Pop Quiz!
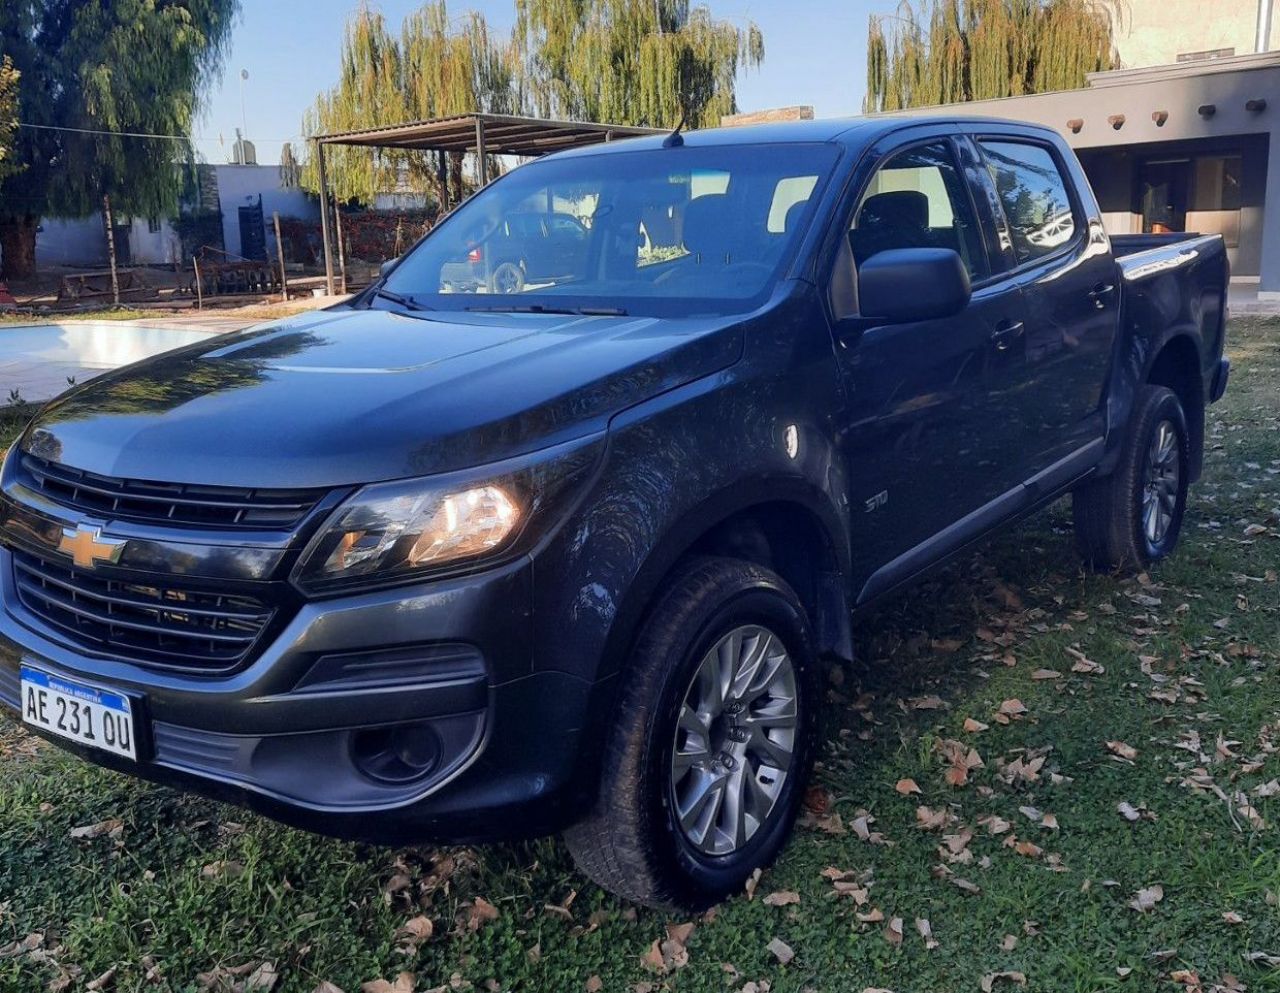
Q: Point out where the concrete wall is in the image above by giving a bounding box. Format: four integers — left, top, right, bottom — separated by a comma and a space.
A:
35, 218, 108, 267
212, 164, 319, 260
1107, 0, 1278, 69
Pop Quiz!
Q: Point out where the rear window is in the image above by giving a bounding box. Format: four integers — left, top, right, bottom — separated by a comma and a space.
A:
979, 140, 1078, 264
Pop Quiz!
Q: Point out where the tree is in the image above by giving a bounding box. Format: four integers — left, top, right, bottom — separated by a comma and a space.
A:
0, 56, 19, 186
302, 2, 518, 206
865, 0, 1117, 113
302, 1, 764, 206
514, 0, 763, 128
0, 1, 239, 280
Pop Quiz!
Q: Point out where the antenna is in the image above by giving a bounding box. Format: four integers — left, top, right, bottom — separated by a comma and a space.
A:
662, 111, 687, 149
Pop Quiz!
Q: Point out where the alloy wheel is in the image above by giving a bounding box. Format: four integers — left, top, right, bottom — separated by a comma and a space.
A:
1142, 418, 1181, 545
669, 625, 798, 857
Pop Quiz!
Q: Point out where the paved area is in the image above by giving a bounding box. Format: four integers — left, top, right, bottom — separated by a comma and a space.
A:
0, 319, 254, 403
1227, 282, 1280, 316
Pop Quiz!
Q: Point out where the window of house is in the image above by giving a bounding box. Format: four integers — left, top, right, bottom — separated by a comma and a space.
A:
849, 141, 988, 280
979, 140, 1078, 264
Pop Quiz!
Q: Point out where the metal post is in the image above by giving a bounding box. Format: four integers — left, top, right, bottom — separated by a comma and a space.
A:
334, 204, 348, 296
193, 256, 203, 311
475, 116, 488, 186
315, 140, 335, 295
272, 211, 288, 303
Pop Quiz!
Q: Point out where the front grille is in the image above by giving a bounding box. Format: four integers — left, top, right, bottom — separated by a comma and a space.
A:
18, 454, 325, 530
12, 550, 276, 673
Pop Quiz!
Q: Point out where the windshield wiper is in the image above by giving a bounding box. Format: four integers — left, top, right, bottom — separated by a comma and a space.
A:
370, 288, 433, 312
465, 303, 628, 316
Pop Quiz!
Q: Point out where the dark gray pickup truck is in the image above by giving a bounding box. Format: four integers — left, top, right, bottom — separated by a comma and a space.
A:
0, 115, 1228, 908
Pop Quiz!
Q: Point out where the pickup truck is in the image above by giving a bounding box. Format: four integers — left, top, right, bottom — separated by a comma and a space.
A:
0, 116, 1229, 909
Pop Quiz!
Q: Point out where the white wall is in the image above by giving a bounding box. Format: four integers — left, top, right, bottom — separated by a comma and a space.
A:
213, 164, 319, 260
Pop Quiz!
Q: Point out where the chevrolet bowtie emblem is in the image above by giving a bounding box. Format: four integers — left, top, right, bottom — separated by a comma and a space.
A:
57, 524, 126, 569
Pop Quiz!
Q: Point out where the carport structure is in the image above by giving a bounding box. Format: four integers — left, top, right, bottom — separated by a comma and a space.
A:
310, 112, 665, 294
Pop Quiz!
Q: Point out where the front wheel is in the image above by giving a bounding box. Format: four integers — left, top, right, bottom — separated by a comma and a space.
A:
1073, 384, 1190, 570
564, 557, 821, 909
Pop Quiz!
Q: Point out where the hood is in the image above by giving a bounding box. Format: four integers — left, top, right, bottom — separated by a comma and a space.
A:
20, 307, 743, 488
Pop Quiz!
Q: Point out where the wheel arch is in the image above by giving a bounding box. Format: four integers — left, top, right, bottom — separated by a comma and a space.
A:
599, 485, 853, 688
1145, 333, 1205, 481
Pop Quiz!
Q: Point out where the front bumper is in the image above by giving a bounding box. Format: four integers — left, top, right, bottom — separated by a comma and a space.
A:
0, 547, 598, 843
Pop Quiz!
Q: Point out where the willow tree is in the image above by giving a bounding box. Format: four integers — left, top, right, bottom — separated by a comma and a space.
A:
0, 1, 239, 280
302, 2, 518, 207
0, 57, 19, 186
865, 0, 1116, 112
514, 0, 763, 128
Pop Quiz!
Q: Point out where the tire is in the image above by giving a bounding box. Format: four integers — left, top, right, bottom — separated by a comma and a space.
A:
1073, 384, 1190, 570
564, 557, 821, 909
488, 261, 525, 294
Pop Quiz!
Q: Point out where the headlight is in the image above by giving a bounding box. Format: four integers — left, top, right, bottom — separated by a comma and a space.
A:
293, 435, 602, 594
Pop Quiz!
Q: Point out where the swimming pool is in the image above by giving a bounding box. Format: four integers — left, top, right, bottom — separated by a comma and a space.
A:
0, 321, 225, 403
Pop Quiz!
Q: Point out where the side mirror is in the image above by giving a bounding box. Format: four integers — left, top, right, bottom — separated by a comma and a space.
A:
856, 246, 971, 323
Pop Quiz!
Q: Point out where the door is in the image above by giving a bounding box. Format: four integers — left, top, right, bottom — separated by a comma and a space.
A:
975, 136, 1118, 467
827, 135, 1032, 598
238, 198, 266, 261
1140, 158, 1192, 234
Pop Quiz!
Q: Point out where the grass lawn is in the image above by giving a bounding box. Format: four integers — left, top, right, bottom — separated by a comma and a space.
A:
1, 319, 1277, 993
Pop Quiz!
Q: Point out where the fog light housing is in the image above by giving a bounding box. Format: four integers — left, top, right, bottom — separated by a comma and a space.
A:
352, 723, 442, 784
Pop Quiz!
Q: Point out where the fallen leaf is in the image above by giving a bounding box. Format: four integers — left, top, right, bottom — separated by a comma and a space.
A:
585, 977, 603, 993
1106, 740, 1138, 761
1014, 839, 1043, 858
963, 718, 990, 733
360, 974, 415, 993
1223, 911, 1244, 925
1031, 669, 1061, 681
244, 962, 278, 992
1001, 934, 1018, 951
895, 778, 922, 796
910, 695, 946, 711
1128, 884, 1164, 913
950, 877, 981, 895
762, 891, 800, 907
201, 860, 245, 880
395, 916, 433, 946
766, 937, 795, 965
883, 917, 904, 946
980, 971, 1027, 992
467, 897, 500, 931
1117, 802, 1141, 822
856, 907, 885, 924
69, 819, 123, 840
311, 984, 345, 993
916, 918, 938, 950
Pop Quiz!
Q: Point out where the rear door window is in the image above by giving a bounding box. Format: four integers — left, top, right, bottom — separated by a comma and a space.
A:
978, 140, 1078, 264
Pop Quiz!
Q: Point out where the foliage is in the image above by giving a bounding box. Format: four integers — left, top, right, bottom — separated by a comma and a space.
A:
0, 0, 239, 277
0, 56, 19, 185
302, 1, 763, 205
2, 318, 1278, 991
865, 0, 1117, 112
513, 0, 764, 128
301, 2, 518, 204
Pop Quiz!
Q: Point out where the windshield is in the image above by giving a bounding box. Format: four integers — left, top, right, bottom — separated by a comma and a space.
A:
381, 142, 841, 317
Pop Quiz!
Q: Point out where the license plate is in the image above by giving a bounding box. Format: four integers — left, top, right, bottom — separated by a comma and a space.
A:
19, 665, 138, 760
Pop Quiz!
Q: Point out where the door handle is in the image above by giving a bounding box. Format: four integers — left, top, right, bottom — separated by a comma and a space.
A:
990, 321, 1024, 352
1089, 283, 1115, 309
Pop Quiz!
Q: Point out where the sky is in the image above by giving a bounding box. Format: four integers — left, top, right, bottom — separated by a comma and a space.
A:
194, 0, 886, 165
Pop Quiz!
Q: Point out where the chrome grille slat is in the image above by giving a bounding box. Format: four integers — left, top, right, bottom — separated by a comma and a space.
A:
19, 454, 323, 529
12, 551, 275, 672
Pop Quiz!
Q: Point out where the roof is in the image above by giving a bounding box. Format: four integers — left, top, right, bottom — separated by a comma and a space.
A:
313, 112, 664, 155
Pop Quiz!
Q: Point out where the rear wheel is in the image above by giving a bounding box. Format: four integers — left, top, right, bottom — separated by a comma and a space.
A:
1073, 385, 1190, 570
564, 557, 821, 909
488, 261, 525, 294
